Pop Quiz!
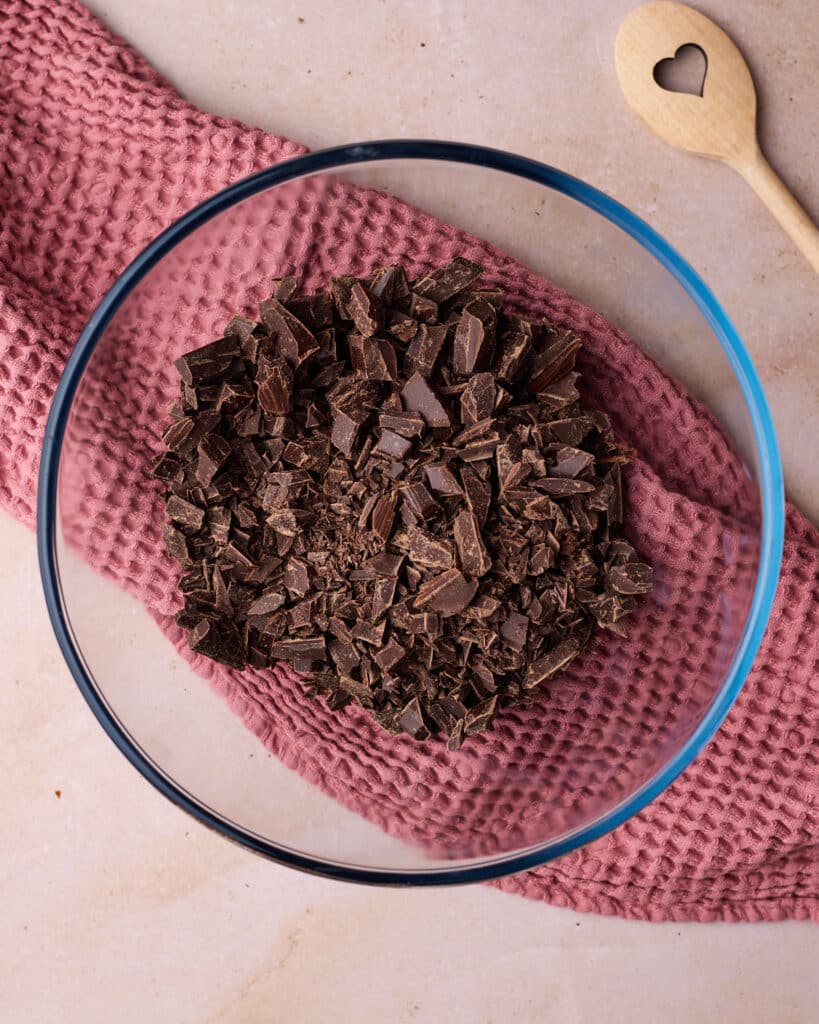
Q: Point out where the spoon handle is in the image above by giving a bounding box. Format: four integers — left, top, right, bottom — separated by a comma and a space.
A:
734, 146, 819, 274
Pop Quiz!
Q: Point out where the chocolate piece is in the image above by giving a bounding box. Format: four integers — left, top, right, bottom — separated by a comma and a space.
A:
369, 264, 410, 304
397, 696, 426, 739
370, 577, 398, 621
259, 298, 319, 367
379, 411, 425, 439
494, 317, 534, 382
408, 293, 438, 323
329, 640, 360, 676
523, 637, 581, 689
412, 256, 483, 304
608, 562, 653, 595
463, 695, 498, 736
270, 637, 327, 662
283, 558, 310, 597
415, 568, 477, 616
362, 551, 404, 578
151, 452, 181, 480
371, 492, 398, 543
405, 323, 449, 378
425, 463, 462, 497
347, 282, 384, 337
401, 373, 451, 428
401, 483, 440, 521
163, 522, 191, 564
453, 298, 496, 375
216, 380, 254, 416
528, 332, 581, 393
535, 477, 596, 496
352, 620, 387, 646
331, 408, 366, 459
166, 494, 205, 532
500, 612, 529, 651
224, 315, 258, 341
196, 434, 231, 486
257, 359, 293, 415
271, 276, 299, 303
189, 618, 245, 670
286, 292, 334, 331
400, 527, 454, 570
460, 372, 495, 424
161, 416, 195, 453
549, 417, 593, 446
174, 336, 241, 386
376, 429, 413, 460
247, 589, 286, 617
453, 510, 491, 577
551, 446, 594, 479
375, 638, 406, 672
459, 466, 491, 527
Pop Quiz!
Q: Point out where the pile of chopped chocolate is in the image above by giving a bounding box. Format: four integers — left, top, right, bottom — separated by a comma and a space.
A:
154, 258, 652, 748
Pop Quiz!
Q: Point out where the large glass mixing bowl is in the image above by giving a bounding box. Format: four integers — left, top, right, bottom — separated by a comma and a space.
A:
38, 142, 784, 883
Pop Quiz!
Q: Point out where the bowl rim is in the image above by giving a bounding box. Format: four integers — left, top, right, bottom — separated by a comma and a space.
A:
37, 139, 785, 885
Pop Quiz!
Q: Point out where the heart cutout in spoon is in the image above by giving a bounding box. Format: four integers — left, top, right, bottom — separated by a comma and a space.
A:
653, 43, 707, 96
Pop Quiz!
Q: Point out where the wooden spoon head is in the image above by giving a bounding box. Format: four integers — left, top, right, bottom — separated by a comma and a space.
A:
615, 1, 757, 164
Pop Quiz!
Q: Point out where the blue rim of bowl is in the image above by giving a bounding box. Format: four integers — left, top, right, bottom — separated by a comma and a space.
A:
38, 140, 784, 885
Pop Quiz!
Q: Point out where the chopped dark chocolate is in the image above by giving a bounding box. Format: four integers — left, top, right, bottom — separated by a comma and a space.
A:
380, 411, 425, 439
412, 256, 483, 304
453, 510, 492, 577
259, 297, 319, 367
523, 637, 581, 689
608, 562, 653, 595
401, 373, 451, 428
401, 482, 440, 522
376, 429, 413, 460
405, 323, 449, 378
415, 568, 477, 616
425, 463, 462, 497
257, 359, 293, 416
527, 331, 581, 393
331, 407, 366, 459
371, 492, 398, 542
195, 434, 231, 486
174, 336, 241, 386
398, 527, 454, 570
166, 494, 205, 532
347, 282, 384, 337
460, 372, 496, 425
397, 696, 427, 739
453, 298, 496, 375
270, 637, 327, 661
157, 259, 651, 746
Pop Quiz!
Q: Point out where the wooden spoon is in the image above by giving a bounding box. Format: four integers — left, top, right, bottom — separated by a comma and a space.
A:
615, 1, 819, 273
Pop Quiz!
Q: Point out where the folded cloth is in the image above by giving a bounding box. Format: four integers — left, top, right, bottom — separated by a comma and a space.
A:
1, 0, 816, 922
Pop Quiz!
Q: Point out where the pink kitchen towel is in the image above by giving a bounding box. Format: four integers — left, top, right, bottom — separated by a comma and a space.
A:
1, 0, 817, 922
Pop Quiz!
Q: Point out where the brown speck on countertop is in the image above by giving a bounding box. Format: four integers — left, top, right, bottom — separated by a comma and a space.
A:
54, 789, 61, 798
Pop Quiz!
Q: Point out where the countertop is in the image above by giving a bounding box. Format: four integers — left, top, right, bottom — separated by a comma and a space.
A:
2, 2, 817, 1021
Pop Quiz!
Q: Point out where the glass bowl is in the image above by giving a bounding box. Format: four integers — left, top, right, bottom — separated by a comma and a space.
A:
38, 141, 784, 883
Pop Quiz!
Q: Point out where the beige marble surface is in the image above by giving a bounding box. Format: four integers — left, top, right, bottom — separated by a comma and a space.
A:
2, 1, 818, 1021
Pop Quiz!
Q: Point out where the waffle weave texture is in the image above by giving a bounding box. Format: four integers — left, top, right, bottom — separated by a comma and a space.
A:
1, 0, 816, 922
